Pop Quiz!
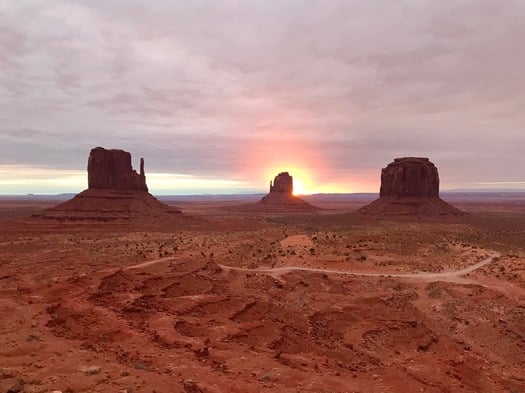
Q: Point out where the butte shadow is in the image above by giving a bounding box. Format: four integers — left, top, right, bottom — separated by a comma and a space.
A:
358, 157, 464, 217
227, 172, 320, 213
41, 147, 183, 221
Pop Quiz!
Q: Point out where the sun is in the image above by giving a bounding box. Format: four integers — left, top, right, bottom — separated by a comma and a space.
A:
292, 179, 308, 196
264, 165, 317, 196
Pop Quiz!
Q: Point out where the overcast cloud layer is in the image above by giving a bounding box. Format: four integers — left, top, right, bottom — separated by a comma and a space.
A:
1, 0, 525, 193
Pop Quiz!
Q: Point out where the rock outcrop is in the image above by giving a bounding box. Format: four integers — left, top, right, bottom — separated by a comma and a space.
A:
269, 172, 293, 194
88, 147, 148, 192
42, 147, 181, 221
229, 171, 319, 213
379, 157, 439, 198
359, 157, 464, 216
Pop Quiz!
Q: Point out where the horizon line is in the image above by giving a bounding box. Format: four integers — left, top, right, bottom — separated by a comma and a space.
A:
1, 188, 525, 198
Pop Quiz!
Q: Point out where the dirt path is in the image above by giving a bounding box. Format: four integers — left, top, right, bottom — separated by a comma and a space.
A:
116, 251, 502, 285
124, 256, 178, 270
217, 253, 501, 283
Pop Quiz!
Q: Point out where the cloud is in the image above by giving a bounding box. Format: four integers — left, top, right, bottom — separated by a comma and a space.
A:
1, 0, 524, 193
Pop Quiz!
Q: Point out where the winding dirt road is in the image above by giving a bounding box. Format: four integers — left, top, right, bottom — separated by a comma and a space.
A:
217, 253, 501, 282
119, 252, 501, 284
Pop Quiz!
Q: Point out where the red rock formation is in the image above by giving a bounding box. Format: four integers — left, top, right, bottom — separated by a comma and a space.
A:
380, 157, 439, 198
359, 157, 464, 216
42, 147, 181, 221
270, 172, 293, 194
229, 171, 319, 213
87, 147, 148, 192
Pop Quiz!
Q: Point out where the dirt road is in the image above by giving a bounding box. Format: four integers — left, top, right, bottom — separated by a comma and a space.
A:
119, 251, 501, 283
217, 253, 501, 282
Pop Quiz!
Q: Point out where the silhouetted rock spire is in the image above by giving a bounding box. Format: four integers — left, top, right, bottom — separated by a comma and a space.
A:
269, 172, 294, 194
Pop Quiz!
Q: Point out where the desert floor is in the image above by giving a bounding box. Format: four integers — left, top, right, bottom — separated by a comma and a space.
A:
0, 195, 524, 393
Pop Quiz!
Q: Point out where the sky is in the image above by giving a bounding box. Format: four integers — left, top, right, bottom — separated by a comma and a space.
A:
1, 0, 525, 195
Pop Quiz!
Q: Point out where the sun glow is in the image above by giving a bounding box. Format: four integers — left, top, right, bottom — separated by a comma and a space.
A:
263, 166, 369, 195
244, 136, 353, 195
292, 179, 308, 196
264, 166, 317, 195
238, 137, 376, 194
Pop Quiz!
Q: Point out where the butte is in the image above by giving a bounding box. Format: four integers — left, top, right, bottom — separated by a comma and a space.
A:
229, 172, 319, 213
358, 157, 464, 216
42, 147, 182, 221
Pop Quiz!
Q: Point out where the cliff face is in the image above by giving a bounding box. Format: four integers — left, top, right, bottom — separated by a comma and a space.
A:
379, 157, 439, 198
87, 147, 148, 192
269, 172, 293, 194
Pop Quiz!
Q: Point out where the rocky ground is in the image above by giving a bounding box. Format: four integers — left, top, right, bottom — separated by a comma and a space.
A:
0, 198, 524, 393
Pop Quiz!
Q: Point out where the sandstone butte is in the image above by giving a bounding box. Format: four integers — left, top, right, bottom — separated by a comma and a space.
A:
87, 146, 148, 192
229, 172, 320, 213
359, 157, 464, 216
41, 147, 181, 221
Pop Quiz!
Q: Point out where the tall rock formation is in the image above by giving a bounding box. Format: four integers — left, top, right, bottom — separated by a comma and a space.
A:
269, 172, 294, 194
359, 157, 463, 216
42, 147, 181, 221
87, 147, 148, 191
379, 158, 439, 198
229, 171, 319, 213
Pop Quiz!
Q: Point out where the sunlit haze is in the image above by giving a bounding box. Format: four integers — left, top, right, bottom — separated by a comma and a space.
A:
1, 1, 525, 195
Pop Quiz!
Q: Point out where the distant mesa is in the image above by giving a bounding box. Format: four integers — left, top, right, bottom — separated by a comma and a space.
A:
41, 147, 182, 221
269, 171, 293, 194
229, 171, 319, 213
359, 157, 464, 216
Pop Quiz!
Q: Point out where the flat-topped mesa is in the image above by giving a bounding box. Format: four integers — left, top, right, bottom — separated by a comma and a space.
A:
380, 157, 439, 198
269, 172, 293, 195
359, 157, 464, 216
87, 147, 148, 192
